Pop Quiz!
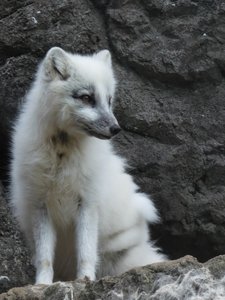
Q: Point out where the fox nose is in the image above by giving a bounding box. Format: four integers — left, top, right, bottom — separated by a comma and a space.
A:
110, 124, 121, 136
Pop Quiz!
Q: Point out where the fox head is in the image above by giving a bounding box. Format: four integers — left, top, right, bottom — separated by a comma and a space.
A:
39, 47, 121, 140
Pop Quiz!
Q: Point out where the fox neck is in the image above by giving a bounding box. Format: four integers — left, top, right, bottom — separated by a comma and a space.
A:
48, 128, 88, 156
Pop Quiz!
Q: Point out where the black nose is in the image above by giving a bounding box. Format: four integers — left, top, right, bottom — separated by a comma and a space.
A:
110, 124, 121, 136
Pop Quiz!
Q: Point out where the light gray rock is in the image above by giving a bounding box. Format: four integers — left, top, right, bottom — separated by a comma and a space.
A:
1, 255, 225, 299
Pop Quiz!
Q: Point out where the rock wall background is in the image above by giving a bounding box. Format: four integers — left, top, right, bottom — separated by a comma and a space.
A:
0, 0, 225, 293
0, 184, 34, 293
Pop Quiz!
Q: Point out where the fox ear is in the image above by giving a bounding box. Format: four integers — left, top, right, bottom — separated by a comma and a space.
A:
43, 47, 70, 80
95, 49, 112, 67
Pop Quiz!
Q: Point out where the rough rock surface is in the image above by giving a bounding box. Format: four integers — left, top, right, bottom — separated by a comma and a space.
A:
0, 0, 225, 293
1, 255, 225, 299
0, 184, 34, 294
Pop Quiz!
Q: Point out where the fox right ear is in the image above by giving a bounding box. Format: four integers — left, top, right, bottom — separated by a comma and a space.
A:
43, 47, 70, 81
95, 50, 112, 67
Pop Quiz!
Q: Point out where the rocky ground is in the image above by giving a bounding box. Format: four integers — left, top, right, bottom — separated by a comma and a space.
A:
0, 0, 225, 296
2, 255, 225, 299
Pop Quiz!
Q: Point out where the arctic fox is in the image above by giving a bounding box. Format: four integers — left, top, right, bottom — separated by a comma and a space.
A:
10, 47, 166, 284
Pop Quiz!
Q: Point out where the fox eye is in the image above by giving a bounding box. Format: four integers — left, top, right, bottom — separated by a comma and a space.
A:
73, 94, 95, 106
80, 94, 95, 106
80, 95, 90, 102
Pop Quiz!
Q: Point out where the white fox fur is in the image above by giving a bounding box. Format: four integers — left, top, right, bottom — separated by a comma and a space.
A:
10, 47, 166, 284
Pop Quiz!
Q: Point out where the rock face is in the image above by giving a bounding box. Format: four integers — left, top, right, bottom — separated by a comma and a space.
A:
0, 184, 34, 294
106, 0, 225, 262
0, 0, 225, 293
1, 255, 225, 300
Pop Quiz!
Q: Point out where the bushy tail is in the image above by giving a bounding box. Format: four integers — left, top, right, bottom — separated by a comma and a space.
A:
133, 193, 160, 223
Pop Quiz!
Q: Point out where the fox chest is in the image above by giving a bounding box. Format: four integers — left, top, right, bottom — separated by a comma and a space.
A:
38, 152, 89, 226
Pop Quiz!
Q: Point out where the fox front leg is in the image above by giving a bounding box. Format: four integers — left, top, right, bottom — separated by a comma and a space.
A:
32, 207, 56, 284
75, 199, 98, 281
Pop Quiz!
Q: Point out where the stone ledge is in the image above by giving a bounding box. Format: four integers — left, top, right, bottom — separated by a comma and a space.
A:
1, 255, 225, 300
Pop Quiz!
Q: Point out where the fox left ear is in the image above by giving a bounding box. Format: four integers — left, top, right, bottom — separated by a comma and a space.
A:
95, 50, 112, 67
43, 47, 71, 81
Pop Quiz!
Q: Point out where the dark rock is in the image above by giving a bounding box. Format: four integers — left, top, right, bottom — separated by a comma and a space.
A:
106, 0, 225, 261
113, 62, 225, 261
0, 55, 38, 183
107, 0, 225, 84
0, 183, 34, 294
0, 0, 225, 292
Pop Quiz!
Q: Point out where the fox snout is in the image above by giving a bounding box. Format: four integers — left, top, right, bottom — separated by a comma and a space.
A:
84, 116, 121, 140
110, 124, 121, 136
96, 115, 121, 139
